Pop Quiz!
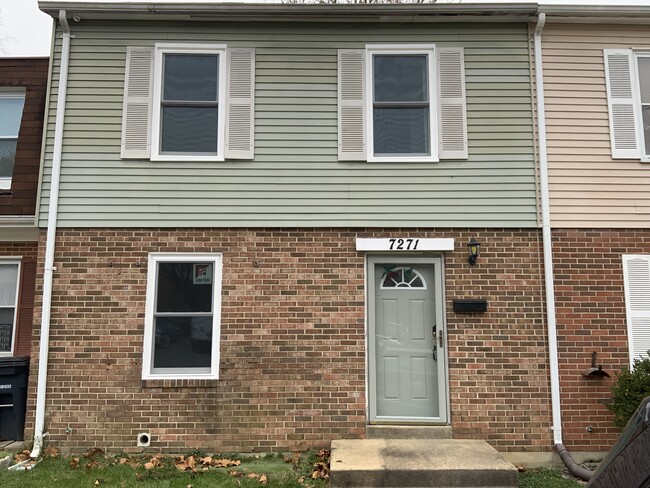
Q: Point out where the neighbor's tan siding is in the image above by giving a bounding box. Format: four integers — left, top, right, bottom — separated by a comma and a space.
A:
543, 23, 650, 228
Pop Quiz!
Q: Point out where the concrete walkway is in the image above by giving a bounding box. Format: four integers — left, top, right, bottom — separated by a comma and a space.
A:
330, 439, 518, 487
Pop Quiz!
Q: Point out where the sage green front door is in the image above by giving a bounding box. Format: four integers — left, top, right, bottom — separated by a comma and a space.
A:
368, 256, 447, 423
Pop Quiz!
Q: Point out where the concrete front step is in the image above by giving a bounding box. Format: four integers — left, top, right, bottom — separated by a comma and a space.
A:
367, 425, 453, 440
330, 439, 518, 488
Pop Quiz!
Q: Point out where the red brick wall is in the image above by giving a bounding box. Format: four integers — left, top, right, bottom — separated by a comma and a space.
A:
0, 242, 38, 357
552, 229, 650, 451
0, 57, 48, 215
27, 228, 552, 453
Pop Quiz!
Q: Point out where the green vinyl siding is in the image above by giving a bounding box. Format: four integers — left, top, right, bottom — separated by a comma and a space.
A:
38, 21, 536, 228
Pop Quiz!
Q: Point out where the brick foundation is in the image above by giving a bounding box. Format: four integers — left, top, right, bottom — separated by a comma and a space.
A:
26, 228, 553, 453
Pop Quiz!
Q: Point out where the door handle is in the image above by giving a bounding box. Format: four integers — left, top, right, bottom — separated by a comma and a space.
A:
438, 329, 444, 348
432, 325, 437, 360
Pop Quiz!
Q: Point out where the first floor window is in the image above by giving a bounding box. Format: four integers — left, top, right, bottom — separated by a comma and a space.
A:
0, 90, 26, 190
142, 253, 222, 379
0, 260, 20, 355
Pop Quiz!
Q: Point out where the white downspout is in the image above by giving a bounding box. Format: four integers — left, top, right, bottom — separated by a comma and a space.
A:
533, 12, 563, 446
31, 9, 71, 459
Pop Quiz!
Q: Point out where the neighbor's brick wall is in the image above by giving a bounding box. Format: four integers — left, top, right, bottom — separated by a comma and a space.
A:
552, 229, 650, 451
26, 228, 552, 453
0, 242, 37, 358
0, 57, 48, 215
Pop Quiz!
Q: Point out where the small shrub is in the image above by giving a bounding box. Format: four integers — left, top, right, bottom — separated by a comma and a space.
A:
607, 352, 650, 428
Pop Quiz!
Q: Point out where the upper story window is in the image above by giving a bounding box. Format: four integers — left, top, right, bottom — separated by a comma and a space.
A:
0, 260, 20, 356
338, 45, 467, 162
0, 90, 26, 190
636, 55, 650, 158
367, 46, 436, 162
142, 253, 222, 379
121, 45, 254, 161
151, 45, 226, 161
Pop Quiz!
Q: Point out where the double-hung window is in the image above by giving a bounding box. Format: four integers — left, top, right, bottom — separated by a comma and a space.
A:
367, 46, 436, 162
0, 90, 26, 190
151, 45, 226, 161
121, 44, 255, 160
0, 260, 20, 356
142, 253, 222, 379
338, 45, 467, 162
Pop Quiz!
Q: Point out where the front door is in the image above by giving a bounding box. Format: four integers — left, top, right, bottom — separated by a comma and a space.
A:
368, 256, 447, 423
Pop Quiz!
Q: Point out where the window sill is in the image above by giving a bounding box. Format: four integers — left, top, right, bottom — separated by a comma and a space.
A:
150, 154, 225, 162
367, 156, 439, 163
141, 378, 220, 389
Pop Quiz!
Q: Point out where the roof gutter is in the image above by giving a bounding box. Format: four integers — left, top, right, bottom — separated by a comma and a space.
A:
534, 12, 591, 482
38, 1, 538, 22
30, 9, 71, 460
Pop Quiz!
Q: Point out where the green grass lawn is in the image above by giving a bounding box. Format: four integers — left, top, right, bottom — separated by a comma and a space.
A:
0, 449, 329, 488
518, 468, 583, 488
0, 448, 586, 488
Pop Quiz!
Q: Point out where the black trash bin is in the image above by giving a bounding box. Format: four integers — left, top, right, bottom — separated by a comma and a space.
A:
0, 356, 30, 441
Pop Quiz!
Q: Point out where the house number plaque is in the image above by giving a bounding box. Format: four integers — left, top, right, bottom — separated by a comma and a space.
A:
355, 238, 454, 252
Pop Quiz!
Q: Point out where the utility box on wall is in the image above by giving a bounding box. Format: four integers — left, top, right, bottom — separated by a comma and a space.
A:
453, 299, 488, 313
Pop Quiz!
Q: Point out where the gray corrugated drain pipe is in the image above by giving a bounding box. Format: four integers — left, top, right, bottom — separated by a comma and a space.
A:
533, 13, 592, 482
30, 9, 71, 459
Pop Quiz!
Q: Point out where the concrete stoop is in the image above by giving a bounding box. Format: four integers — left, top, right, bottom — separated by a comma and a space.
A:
330, 439, 518, 488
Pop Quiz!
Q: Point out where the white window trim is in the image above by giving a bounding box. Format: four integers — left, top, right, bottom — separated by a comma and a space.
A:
150, 43, 227, 162
142, 252, 223, 380
0, 90, 26, 190
365, 44, 438, 163
0, 257, 21, 357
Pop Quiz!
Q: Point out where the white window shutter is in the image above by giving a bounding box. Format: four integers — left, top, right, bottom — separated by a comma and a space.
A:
225, 48, 255, 160
338, 49, 366, 161
604, 49, 641, 159
623, 255, 650, 366
121, 47, 154, 159
437, 47, 468, 160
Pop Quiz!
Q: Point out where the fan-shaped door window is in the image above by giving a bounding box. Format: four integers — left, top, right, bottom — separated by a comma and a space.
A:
380, 266, 427, 289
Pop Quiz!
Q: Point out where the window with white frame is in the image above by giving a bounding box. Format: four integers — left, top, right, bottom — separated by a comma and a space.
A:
338, 45, 467, 162
0, 260, 20, 356
0, 90, 26, 190
142, 253, 222, 379
152, 45, 226, 161
636, 55, 650, 158
367, 46, 436, 161
121, 44, 255, 161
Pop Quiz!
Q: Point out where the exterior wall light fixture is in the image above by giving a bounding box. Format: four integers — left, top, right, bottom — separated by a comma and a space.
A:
467, 238, 480, 265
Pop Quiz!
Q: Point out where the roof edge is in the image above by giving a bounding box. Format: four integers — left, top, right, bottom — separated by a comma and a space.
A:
38, 2, 539, 23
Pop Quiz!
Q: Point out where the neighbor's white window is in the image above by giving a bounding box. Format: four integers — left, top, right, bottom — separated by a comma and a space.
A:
622, 255, 650, 368
636, 55, 650, 159
0, 260, 20, 356
0, 90, 26, 190
142, 253, 222, 379
366, 45, 437, 162
151, 44, 227, 161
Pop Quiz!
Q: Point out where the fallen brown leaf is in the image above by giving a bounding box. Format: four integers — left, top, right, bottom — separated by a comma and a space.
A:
14, 450, 30, 463
297, 476, 305, 484
119, 458, 128, 465
213, 458, 241, 468
86, 460, 99, 471
200, 456, 213, 465
69, 457, 80, 469
259, 474, 267, 484
94, 479, 100, 485
247, 473, 259, 479
44, 446, 60, 458
144, 462, 156, 470
83, 448, 105, 459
